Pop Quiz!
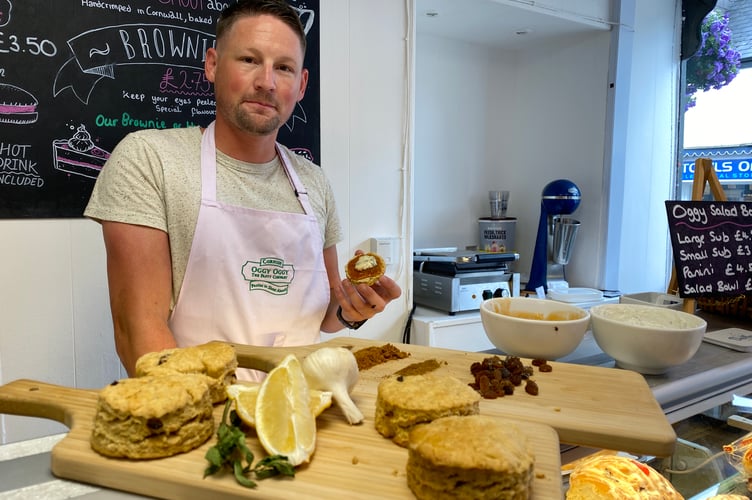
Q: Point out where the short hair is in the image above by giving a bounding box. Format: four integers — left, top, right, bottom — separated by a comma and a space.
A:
216, 0, 307, 56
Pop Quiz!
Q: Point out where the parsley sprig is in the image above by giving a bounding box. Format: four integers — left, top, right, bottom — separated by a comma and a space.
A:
204, 400, 295, 488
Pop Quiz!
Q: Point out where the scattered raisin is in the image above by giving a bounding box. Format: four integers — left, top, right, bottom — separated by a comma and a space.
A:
525, 380, 539, 396
468, 354, 553, 398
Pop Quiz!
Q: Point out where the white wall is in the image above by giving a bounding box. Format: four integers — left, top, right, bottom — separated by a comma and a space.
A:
414, 1, 682, 295
0, 0, 411, 444
0, 219, 120, 442
414, 29, 612, 288
602, 0, 681, 294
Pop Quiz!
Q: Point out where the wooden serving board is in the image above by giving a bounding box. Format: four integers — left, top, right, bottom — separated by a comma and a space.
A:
0, 380, 561, 499
232, 337, 676, 457
0, 337, 675, 499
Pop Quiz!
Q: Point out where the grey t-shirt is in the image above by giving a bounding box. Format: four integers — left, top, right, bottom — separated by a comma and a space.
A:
85, 126, 342, 307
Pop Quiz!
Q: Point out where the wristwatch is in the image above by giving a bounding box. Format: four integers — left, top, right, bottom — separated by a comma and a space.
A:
337, 306, 367, 330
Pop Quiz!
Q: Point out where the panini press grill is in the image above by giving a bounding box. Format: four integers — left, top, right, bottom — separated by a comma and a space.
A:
413, 249, 520, 314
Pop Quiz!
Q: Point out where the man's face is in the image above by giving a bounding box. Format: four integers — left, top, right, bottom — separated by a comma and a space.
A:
206, 14, 308, 136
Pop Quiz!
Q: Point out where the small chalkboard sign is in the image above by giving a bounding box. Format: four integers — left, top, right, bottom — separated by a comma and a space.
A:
665, 200, 752, 298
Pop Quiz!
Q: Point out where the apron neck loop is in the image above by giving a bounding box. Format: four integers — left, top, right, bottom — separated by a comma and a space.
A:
200, 122, 314, 215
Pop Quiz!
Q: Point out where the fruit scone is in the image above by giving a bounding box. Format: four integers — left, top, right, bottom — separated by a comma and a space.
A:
90, 373, 214, 459
135, 341, 237, 403
374, 373, 480, 447
407, 415, 535, 500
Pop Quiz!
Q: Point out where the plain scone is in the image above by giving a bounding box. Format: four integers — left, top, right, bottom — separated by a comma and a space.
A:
407, 415, 535, 500
135, 341, 237, 403
90, 373, 215, 459
374, 374, 480, 447
566, 454, 683, 499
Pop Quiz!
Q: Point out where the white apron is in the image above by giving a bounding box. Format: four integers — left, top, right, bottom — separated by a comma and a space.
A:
169, 122, 329, 380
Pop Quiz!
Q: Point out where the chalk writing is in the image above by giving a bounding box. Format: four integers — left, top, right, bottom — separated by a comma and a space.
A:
0, 142, 43, 187
0, 0, 11, 28
666, 201, 752, 297
0, 0, 320, 218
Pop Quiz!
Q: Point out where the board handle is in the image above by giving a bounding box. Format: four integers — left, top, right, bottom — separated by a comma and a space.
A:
0, 379, 95, 428
227, 342, 320, 372
226, 338, 360, 372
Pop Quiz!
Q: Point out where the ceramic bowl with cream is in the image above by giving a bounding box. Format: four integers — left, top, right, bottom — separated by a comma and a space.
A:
589, 303, 706, 374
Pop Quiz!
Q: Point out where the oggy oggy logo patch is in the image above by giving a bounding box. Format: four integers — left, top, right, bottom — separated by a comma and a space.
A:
241, 257, 295, 295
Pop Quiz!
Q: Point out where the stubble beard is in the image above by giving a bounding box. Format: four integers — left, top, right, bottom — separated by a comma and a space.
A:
232, 106, 281, 136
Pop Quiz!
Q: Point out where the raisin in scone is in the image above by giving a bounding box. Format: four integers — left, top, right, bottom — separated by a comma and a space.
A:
135, 341, 237, 403
407, 415, 535, 500
90, 374, 214, 459
374, 374, 480, 447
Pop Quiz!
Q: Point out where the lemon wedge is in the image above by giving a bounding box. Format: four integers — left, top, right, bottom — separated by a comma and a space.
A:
254, 354, 317, 466
227, 383, 333, 427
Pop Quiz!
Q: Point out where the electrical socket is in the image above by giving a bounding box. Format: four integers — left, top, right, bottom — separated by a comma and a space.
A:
370, 237, 399, 265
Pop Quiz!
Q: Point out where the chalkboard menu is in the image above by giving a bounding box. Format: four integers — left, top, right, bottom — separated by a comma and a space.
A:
0, 0, 319, 218
665, 201, 752, 298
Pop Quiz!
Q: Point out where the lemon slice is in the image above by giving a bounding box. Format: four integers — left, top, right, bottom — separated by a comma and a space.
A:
227, 383, 333, 427
254, 354, 316, 466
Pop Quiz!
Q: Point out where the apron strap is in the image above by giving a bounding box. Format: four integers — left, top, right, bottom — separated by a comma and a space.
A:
200, 122, 218, 202
276, 143, 315, 217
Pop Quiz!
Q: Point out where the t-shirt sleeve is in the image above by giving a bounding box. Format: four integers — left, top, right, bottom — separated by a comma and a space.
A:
323, 178, 343, 249
84, 132, 168, 232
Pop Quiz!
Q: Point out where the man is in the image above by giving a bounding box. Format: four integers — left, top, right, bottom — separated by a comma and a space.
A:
85, 0, 401, 378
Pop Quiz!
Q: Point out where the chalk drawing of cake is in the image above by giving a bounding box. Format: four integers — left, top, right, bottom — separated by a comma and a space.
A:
53, 124, 111, 179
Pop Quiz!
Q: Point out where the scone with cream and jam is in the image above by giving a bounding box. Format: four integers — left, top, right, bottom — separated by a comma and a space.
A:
346, 252, 386, 286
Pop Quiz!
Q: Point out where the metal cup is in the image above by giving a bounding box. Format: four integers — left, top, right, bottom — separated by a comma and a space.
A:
489, 190, 510, 219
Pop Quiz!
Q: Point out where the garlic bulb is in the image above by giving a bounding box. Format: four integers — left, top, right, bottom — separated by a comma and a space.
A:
302, 347, 363, 425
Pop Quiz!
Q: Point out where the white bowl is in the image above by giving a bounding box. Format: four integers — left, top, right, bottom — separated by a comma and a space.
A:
589, 303, 707, 374
479, 297, 590, 360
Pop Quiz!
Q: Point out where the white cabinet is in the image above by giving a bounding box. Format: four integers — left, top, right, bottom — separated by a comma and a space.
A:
410, 307, 494, 352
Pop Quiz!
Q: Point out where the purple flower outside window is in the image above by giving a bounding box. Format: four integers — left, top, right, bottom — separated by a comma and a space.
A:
684, 10, 741, 109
